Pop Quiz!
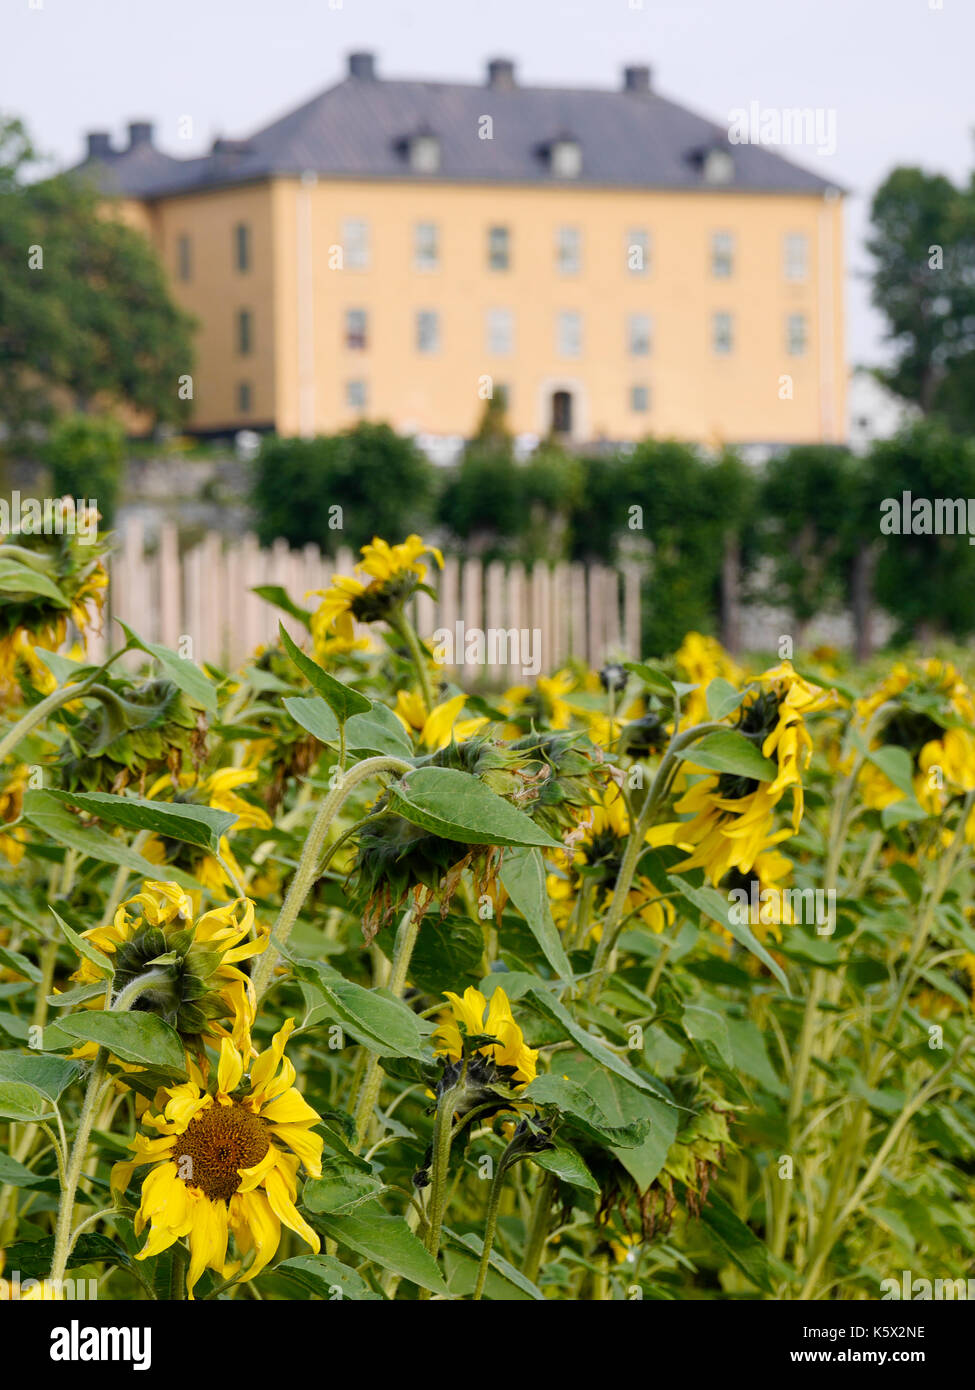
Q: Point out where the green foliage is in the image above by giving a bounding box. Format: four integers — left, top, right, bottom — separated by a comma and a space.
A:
251, 423, 436, 551
45, 414, 125, 527
867, 165, 975, 423
437, 441, 584, 564
758, 445, 863, 625
867, 418, 975, 642
0, 116, 195, 432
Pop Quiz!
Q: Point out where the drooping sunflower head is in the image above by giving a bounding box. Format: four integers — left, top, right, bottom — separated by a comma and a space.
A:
855, 658, 975, 814
664, 662, 833, 884
0, 502, 109, 709
112, 1019, 324, 1297
71, 880, 268, 1053
56, 676, 207, 794
309, 534, 443, 646
432, 985, 538, 1120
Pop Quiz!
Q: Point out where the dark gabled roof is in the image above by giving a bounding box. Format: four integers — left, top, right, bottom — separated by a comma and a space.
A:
71, 62, 840, 200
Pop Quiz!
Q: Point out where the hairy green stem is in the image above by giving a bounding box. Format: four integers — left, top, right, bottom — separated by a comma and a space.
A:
473, 1157, 509, 1300
252, 754, 413, 998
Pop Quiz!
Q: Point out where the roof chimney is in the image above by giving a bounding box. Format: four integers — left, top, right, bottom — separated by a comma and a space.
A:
622, 64, 652, 93
486, 58, 516, 90
348, 51, 376, 80
86, 131, 113, 159
127, 121, 154, 148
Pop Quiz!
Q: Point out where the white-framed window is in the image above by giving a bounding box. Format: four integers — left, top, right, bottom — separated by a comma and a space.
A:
346, 379, 368, 409
784, 232, 809, 282
556, 225, 581, 275
345, 308, 368, 350
627, 228, 650, 275
630, 384, 650, 413
343, 218, 370, 270
409, 134, 441, 173
488, 225, 510, 270
550, 139, 582, 179
557, 310, 582, 358
416, 309, 441, 353
711, 231, 735, 278
414, 222, 440, 271
704, 149, 734, 184
712, 311, 734, 355
486, 308, 514, 356
787, 312, 808, 356
627, 313, 652, 356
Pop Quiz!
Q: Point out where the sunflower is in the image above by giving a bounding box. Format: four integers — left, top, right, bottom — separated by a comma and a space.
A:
674, 631, 743, 728
663, 662, 833, 885
143, 767, 272, 893
0, 765, 27, 866
852, 658, 975, 816
309, 534, 443, 646
70, 880, 267, 1054
434, 985, 538, 1088
0, 501, 108, 709
112, 1020, 323, 1297
499, 669, 575, 735
394, 690, 483, 750
549, 787, 675, 941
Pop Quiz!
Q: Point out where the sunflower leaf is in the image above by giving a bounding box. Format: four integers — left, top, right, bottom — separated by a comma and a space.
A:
388, 766, 562, 849
52, 1011, 187, 1075
50, 906, 114, 979
44, 790, 236, 855
279, 623, 370, 723
674, 729, 778, 782
115, 619, 217, 713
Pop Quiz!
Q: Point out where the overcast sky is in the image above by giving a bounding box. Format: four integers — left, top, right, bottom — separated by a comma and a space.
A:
2, 0, 971, 366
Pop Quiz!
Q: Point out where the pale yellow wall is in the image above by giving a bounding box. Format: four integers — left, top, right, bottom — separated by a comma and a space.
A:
132, 175, 845, 443
265, 176, 845, 445
149, 185, 278, 430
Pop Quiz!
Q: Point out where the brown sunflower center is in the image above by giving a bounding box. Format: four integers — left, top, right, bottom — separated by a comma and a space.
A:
173, 1102, 270, 1202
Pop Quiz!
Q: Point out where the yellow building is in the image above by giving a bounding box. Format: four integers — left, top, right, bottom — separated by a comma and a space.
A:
77, 54, 846, 447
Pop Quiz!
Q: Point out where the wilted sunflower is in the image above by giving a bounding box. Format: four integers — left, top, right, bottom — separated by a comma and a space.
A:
548, 786, 676, 940
56, 676, 207, 794
662, 663, 833, 885
309, 534, 443, 647
112, 1021, 323, 1297
431, 985, 538, 1122
852, 659, 975, 818
0, 500, 109, 709
349, 730, 601, 936
70, 880, 267, 1055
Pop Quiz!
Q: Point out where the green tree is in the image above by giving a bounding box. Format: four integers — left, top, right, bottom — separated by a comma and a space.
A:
616, 440, 753, 656
0, 115, 195, 432
758, 445, 864, 645
46, 413, 125, 527
252, 423, 436, 551
865, 419, 975, 644
866, 166, 975, 421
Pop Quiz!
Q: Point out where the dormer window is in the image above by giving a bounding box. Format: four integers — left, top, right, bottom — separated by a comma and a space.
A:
549, 138, 582, 179
408, 132, 441, 174
703, 148, 734, 184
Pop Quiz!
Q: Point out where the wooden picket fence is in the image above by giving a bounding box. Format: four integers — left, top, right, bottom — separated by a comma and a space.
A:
84, 522, 642, 681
